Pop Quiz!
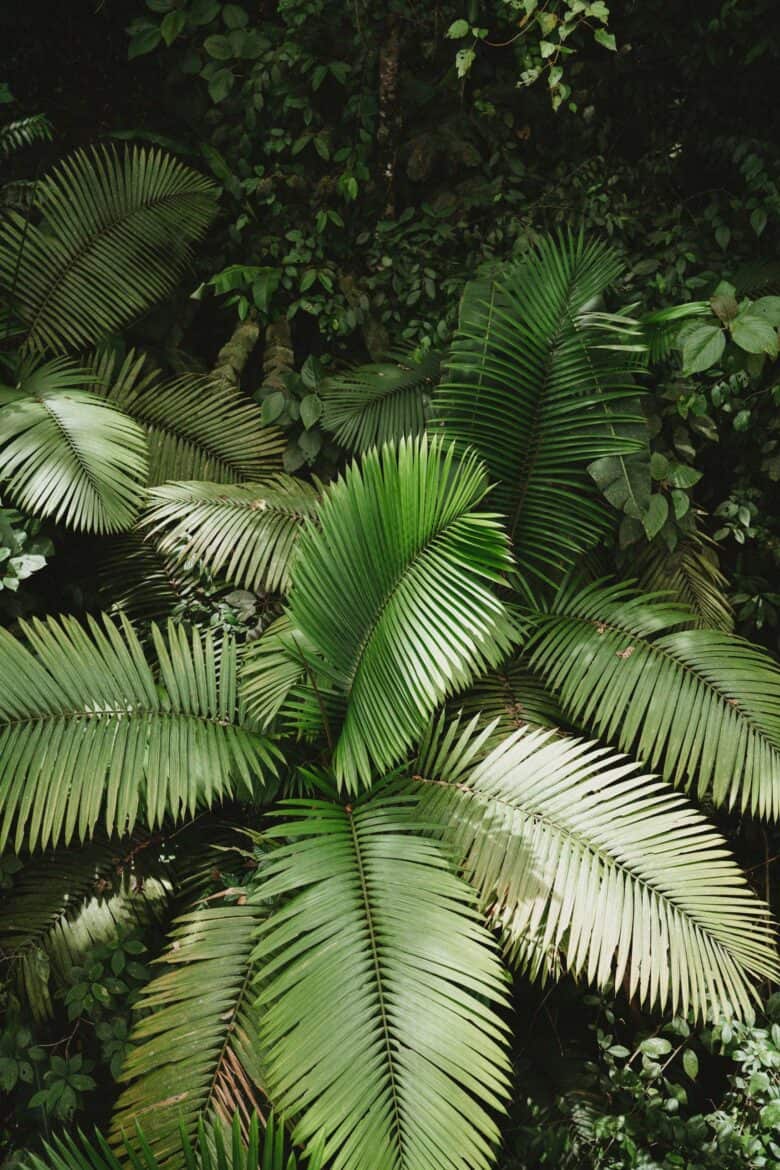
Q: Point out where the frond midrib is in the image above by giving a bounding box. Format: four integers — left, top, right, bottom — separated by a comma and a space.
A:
1, 706, 240, 730
346, 806, 404, 1159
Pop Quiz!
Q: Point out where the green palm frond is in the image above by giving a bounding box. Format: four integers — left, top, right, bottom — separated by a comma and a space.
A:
0, 614, 279, 852
241, 615, 345, 742
0, 114, 53, 159
111, 902, 267, 1165
451, 655, 566, 739
98, 534, 194, 623
417, 720, 779, 1019
526, 578, 780, 817
25, 1113, 316, 1170
435, 233, 646, 589
0, 146, 217, 354
286, 435, 515, 789
0, 358, 148, 532
320, 349, 440, 453
96, 352, 284, 483
253, 794, 511, 1170
0, 836, 168, 1021
142, 477, 319, 595
633, 535, 734, 631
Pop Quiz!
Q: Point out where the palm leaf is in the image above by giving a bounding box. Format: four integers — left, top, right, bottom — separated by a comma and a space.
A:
0, 614, 279, 852
633, 535, 734, 631
450, 655, 566, 739
417, 720, 779, 1018
526, 578, 780, 817
0, 358, 148, 532
98, 533, 195, 623
25, 1113, 316, 1170
111, 902, 268, 1165
0, 114, 53, 159
286, 435, 515, 789
435, 233, 646, 589
94, 350, 284, 483
0, 146, 217, 355
320, 349, 440, 453
253, 793, 511, 1170
141, 477, 319, 595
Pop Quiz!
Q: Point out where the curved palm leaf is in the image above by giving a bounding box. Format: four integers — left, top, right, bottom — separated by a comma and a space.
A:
320, 349, 440, 453
253, 794, 511, 1170
0, 359, 148, 532
435, 233, 645, 588
526, 579, 780, 817
25, 1113, 316, 1170
451, 655, 566, 739
111, 902, 267, 1165
98, 533, 194, 623
633, 535, 734, 631
0, 114, 53, 159
287, 435, 515, 789
0, 146, 216, 354
142, 477, 320, 595
0, 614, 279, 852
417, 720, 779, 1018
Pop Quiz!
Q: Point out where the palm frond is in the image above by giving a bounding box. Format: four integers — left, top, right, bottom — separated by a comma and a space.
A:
633, 535, 734, 631
320, 349, 440, 453
141, 477, 319, 595
25, 1113, 316, 1170
0, 114, 53, 159
435, 232, 646, 589
98, 533, 195, 623
286, 435, 515, 789
417, 720, 779, 1019
93, 350, 284, 483
111, 902, 267, 1165
0, 146, 217, 354
0, 358, 148, 532
0, 614, 279, 852
450, 655, 566, 740
526, 578, 780, 817
253, 793, 511, 1170
0, 835, 167, 1021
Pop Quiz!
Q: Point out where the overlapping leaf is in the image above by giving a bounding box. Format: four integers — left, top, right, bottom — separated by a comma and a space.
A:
0, 614, 278, 852
0, 146, 217, 354
527, 579, 780, 817
253, 795, 511, 1170
286, 435, 515, 788
321, 350, 440, 453
0, 359, 148, 532
417, 720, 779, 1018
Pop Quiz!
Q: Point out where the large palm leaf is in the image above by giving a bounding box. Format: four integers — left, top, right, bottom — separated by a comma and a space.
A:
92, 350, 285, 484
285, 435, 515, 789
0, 614, 278, 852
252, 793, 511, 1170
0, 146, 217, 355
526, 579, 780, 817
435, 233, 645, 589
141, 477, 319, 595
0, 359, 148, 532
320, 349, 440, 453
25, 1113, 316, 1170
633, 535, 734, 631
416, 719, 779, 1019
111, 902, 267, 1165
